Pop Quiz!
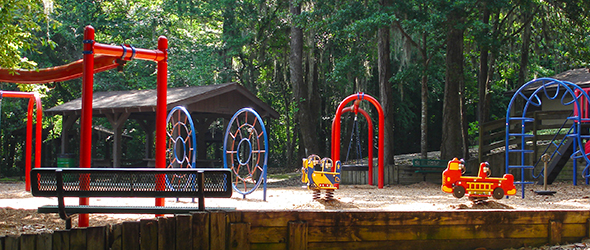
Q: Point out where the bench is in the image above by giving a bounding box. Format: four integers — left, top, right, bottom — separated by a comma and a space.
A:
411, 159, 448, 181
30, 167, 233, 229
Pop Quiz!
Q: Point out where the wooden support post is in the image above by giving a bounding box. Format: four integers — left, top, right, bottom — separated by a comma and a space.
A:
209, 211, 227, 250
86, 226, 107, 250
122, 221, 140, 250
105, 112, 130, 168
229, 223, 251, 250
176, 215, 193, 250
288, 221, 308, 250
192, 212, 210, 250
109, 224, 123, 250
19, 234, 35, 250
52, 230, 70, 250
69, 228, 87, 249
549, 220, 562, 245
158, 217, 176, 250
3, 236, 19, 250
140, 219, 158, 250
35, 234, 52, 250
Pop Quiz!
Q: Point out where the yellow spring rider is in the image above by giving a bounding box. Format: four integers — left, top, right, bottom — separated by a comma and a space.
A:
301, 154, 342, 200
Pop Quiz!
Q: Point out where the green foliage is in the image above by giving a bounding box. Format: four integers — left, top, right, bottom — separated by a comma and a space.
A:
0, 0, 53, 69
2, 0, 590, 174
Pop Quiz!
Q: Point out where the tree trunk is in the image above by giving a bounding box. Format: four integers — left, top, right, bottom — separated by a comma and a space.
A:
478, 3, 491, 125
290, 0, 318, 156
420, 72, 428, 159
221, 0, 237, 83
441, 9, 466, 161
378, 0, 394, 166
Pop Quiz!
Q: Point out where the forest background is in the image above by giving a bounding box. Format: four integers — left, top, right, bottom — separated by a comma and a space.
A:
0, 0, 589, 177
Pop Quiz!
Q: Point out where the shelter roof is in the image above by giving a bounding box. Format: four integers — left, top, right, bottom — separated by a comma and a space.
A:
45, 82, 279, 119
505, 68, 590, 96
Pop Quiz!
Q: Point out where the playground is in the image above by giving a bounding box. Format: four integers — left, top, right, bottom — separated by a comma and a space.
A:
3, 27, 590, 249
3, 170, 590, 236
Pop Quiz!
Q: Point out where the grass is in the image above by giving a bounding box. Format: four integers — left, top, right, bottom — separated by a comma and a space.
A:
0, 177, 23, 183
267, 172, 298, 180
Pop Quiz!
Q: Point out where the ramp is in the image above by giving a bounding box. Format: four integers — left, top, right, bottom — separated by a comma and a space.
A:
537, 138, 574, 185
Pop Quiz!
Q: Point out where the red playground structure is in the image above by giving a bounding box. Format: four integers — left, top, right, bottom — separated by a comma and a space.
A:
0, 26, 168, 227
0, 91, 43, 191
331, 92, 385, 188
442, 158, 516, 201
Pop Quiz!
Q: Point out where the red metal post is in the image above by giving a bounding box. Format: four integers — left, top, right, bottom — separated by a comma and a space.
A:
26, 98, 33, 189
155, 36, 168, 208
332, 93, 385, 188
79, 25, 96, 227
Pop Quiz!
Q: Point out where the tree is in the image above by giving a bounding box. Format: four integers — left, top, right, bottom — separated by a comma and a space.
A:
378, 0, 394, 165
291, 0, 319, 156
0, 0, 51, 69
441, 7, 467, 161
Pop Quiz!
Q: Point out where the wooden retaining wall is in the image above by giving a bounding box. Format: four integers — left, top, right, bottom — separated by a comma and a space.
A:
2, 210, 590, 250
340, 165, 395, 185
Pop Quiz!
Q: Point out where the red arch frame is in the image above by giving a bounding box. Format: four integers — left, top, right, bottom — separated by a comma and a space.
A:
0, 91, 42, 191
79, 26, 168, 226
331, 93, 384, 188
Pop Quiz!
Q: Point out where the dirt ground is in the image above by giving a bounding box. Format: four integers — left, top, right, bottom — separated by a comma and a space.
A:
3, 175, 590, 249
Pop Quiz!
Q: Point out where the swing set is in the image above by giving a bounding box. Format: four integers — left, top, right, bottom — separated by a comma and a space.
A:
0, 91, 43, 192
332, 92, 384, 188
0, 25, 168, 227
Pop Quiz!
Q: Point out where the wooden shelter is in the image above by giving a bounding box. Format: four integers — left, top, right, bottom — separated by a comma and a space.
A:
44, 82, 279, 168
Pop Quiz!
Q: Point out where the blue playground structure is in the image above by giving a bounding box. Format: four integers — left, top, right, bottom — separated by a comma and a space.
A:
506, 78, 590, 198
166, 106, 269, 201
223, 108, 269, 201
165, 106, 197, 193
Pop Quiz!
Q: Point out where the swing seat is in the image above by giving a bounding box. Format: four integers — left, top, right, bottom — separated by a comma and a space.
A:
341, 164, 369, 171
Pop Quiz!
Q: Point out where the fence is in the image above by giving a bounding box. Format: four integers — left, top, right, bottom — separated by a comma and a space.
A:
478, 111, 573, 175
2, 209, 590, 250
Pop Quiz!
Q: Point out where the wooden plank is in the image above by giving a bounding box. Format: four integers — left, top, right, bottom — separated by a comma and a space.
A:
19, 234, 36, 250
110, 223, 123, 250
209, 211, 227, 250
307, 238, 549, 250
52, 230, 69, 250
306, 224, 547, 242
157, 216, 175, 250
191, 212, 210, 250
229, 222, 250, 250
140, 219, 158, 250
549, 220, 563, 245
251, 243, 287, 250
3, 236, 18, 250
288, 221, 308, 250
561, 223, 586, 238
236, 210, 590, 227
35, 233, 52, 250
69, 228, 87, 250
86, 226, 107, 250
249, 227, 287, 243
175, 215, 192, 250
122, 221, 140, 250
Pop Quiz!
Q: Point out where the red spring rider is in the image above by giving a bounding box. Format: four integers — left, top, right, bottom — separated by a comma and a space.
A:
442, 158, 516, 202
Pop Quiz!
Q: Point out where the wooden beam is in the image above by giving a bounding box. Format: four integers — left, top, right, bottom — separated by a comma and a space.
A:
105, 112, 130, 168
550, 220, 562, 245
288, 221, 308, 250
61, 115, 79, 155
